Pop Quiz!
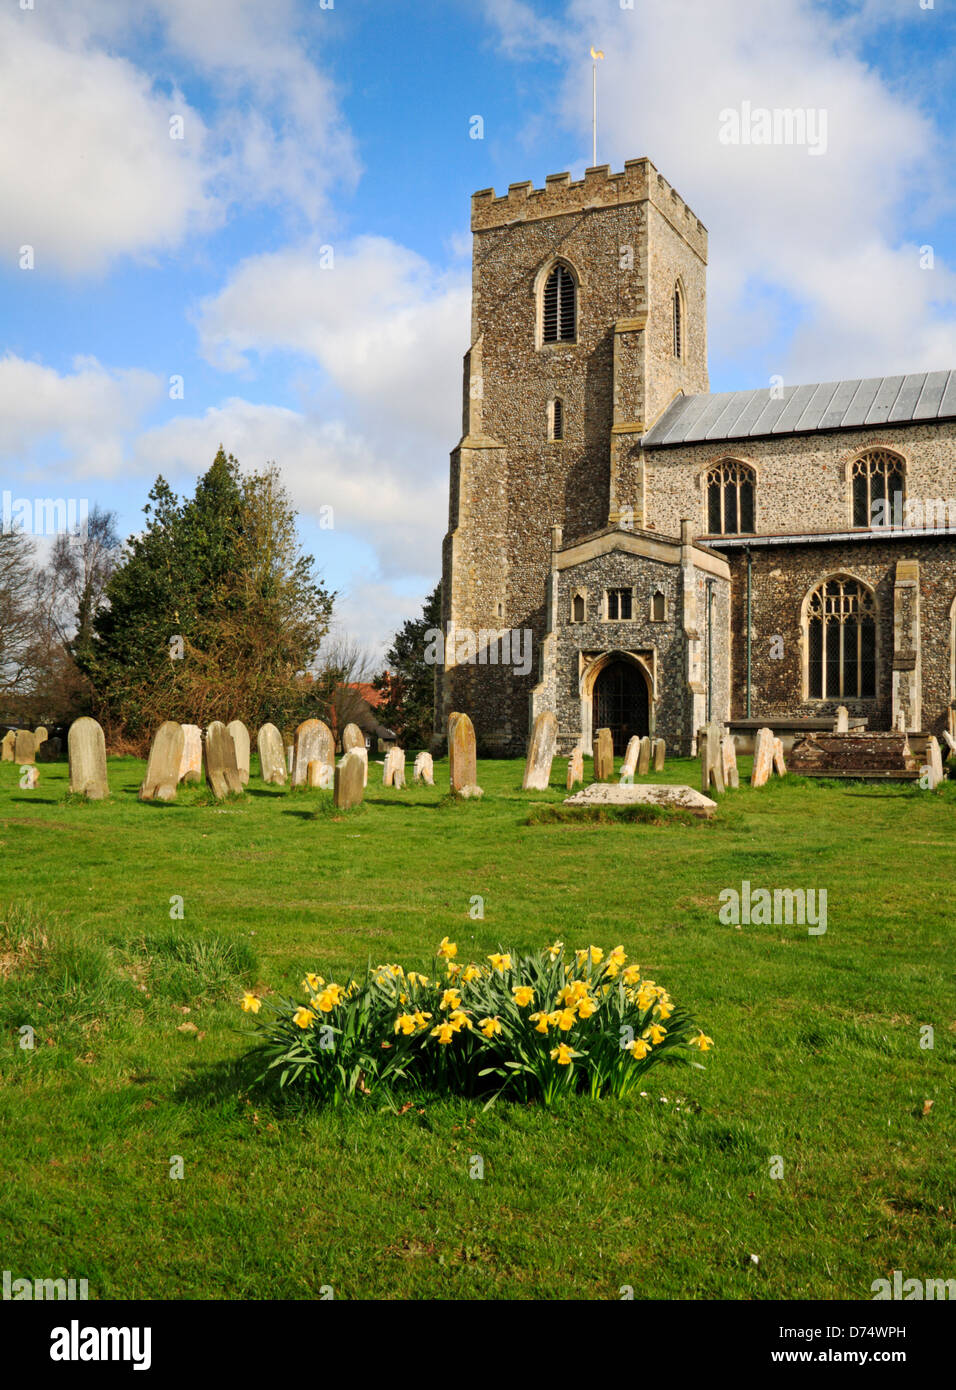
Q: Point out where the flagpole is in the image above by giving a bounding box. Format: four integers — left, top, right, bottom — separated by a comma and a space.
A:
592, 62, 596, 165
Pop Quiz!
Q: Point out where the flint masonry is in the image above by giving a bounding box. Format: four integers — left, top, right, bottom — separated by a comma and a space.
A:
439, 157, 956, 756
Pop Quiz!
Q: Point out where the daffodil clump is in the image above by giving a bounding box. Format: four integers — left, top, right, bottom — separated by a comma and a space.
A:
240, 940, 712, 1107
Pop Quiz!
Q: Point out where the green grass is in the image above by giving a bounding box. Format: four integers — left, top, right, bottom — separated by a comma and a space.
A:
1, 752, 954, 1300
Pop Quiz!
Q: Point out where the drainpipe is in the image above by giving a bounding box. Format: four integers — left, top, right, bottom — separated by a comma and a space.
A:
706, 578, 715, 724
745, 546, 752, 719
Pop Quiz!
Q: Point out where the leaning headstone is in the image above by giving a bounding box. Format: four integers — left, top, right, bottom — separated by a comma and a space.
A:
751, 727, 775, 787
334, 750, 365, 809
637, 736, 652, 776
834, 706, 849, 733
306, 759, 333, 789
925, 736, 944, 789
227, 720, 250, 785
14, 730, 36, 764
1, 731, 15, 761
257, 723, 287, 785
179, 725, 203, 784
140, 721, 185, 802
293, 718, 333, 787
720, 735, 740, 790
34, 726, 48, 748
620, 736, 640, 780
522, 710, 557, 790
593, 728, 614, 781
772, 737, 787, 777
206, 721, 243, 799
383, 747, 406, 788
652, 738, 666, 772
567, 746, 584, 791
68, 717, 109, 800
449, 712, 477, 792
698, 723, 725, 796
413, 751, 434, 785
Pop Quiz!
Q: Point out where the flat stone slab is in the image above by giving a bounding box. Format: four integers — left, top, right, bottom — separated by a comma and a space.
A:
564, 783, 717, 817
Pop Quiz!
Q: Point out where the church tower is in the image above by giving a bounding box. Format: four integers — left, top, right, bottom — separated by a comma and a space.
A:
440, 159, 709, 754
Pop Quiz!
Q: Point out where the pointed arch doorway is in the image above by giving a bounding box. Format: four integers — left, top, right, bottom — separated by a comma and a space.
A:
583, 654, 651, 755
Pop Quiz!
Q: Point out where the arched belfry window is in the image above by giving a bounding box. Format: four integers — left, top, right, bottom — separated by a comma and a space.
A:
806, 576, 876, 700
673, 283, 684, 359
851, 449, 905, 527
542, 263, 576, 343
706, 460, 755, 534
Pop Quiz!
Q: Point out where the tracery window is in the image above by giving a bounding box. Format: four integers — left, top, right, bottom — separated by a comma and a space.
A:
706, 460, 755, 534
806, 576, 876, 699
851, 450, 905, 527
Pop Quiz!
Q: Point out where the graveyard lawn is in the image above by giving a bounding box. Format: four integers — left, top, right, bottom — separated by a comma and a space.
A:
1, 754, 953, 1301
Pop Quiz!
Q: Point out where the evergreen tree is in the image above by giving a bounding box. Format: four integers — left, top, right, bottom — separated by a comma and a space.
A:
373, 583, 441, 749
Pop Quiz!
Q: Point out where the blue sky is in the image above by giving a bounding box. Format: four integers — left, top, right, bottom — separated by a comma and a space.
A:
3, 0, 955, 660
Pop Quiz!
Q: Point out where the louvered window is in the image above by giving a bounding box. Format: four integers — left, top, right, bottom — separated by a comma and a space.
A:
674, 286, 683, 358
551, 398, 564, 440
542, 264, 576, 343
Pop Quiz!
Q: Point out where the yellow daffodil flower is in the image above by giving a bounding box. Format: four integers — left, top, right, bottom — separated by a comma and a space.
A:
625, 1038, 650, 1059
512, 985, 534, 1007
437, 937, 458, 958
293, 1007, 315, 1029
240, 992, 261, 1014
407, 972, 429, 987
479, 1016, 502, 1038
655, 998, 674, 1021
446, 961, 462, 979
431, 1022, 456, 1044
555, 1007, 576, 1032
440, 988, 462, 1012
487, 953, 512, 972
545, 940, 564, 961
622, 965, 642, 985
644, 1023, 667, 1045
550, 1043, 574, 1066
302, 973, 324, 992
691, 1031, 714, 1052
394, 1013, 417, 1035
529, 1011, 551, 1034
577, 996, 598, 1019
460, 964, 481, 984
575, 946, 604, 966
412, 1010, 432, 1029
448, 1009, 472, 1031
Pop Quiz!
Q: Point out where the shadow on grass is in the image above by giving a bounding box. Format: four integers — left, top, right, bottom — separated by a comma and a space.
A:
173, 1052, 265, 1109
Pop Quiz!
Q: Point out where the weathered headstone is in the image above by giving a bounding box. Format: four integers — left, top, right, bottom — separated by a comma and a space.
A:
751, 727, 775, 787
257, 723, 287, 785
522, 711, 557, 790
449, 712, 477, 792
334, 750, 365, 809
593, 728, 614, 781
941, 729, 956, 758
306, 759, 333, 789
567, 746, 584, 791
285, 743, 294, 773
652, 738, 666, 772
925, 736, 944, 789
620, 736, 640, 780
206, 721, 243, 799
37, 736, 62, 762
140, 722, 185, 802
68, 717, 109, 800
14, 730, 36, 764
293, 718, 333, 787
1, 731, 15, 761
383, 747, 406, 788
720, 735, 739, 790
834, 705, 849, 733
34, 726, 48, 748
342, 723, 365, 753
227, 720, 250, 785
698, 723, 725, 795
179, 725, 203, 784
413, 751, 434, 785
637, 736, 652, 776
772, 737, 787, 777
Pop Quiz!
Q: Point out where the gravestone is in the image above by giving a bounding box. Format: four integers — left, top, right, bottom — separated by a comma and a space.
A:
772, 737, 787, 777
941, 729, 956, 759
652, 738, 666, 772
790, 731, 918, 780
925, 736, 944, 789
342, 723, 365, 753
637, 736, 652, 776
206, 721, 243, 799
1, 731, 14, 761
293, 718, 333, 787
449, 712, 477, 792
34, 726, 48, 748
720, 735, 740, 790
834, 706, 849, 733
179, 725, 203, 784
413, 751, 434, 785
698, 723, 725, 795
306, 759, 333, 789
37, 736, 62, 762
383, 747, 406, 788
751, 727, 775, 787
567, 746, 584, 791
227, 720, 250, 785
620, 736, 640, 780
140, 722, 185, 802
565, 782, 717, 819
593, 728, 614, 781
14, 730, 36, 764
68, 717, 109, 800
285, 743, 294, 773
257, 723, 287, 785
334, 750, 365, 809
522, 711, 557, 790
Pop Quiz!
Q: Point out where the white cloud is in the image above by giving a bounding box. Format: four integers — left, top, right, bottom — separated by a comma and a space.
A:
0, 354, 163, 478
485, 0, 956, 383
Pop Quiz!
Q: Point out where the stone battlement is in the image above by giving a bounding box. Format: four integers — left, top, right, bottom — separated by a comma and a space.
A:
471, 157, 707, 253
